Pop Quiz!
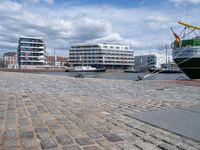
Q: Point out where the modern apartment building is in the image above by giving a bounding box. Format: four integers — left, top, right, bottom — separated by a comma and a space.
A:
134, 54, 157, 72
69, 44, 134, 69
17, 36, 46, 69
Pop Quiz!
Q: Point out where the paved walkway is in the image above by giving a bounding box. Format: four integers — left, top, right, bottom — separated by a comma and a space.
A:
0, 72, 200, 150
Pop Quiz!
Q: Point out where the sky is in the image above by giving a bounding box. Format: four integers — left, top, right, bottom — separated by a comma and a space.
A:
1, 0, 200, 63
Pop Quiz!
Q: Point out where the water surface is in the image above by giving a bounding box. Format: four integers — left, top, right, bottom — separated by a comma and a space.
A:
43, 71, 188, 81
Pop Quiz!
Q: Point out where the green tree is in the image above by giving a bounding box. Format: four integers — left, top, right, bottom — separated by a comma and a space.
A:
0, 59, 5, 68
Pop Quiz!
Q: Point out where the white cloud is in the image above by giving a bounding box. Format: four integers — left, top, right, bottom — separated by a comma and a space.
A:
0, 0, 200, 57
0, 1, 22, 11
22, 0, 54, 5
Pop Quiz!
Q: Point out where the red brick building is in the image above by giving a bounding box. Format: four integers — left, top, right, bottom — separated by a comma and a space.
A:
47, 56, 69, 66
3, 52, 17, 67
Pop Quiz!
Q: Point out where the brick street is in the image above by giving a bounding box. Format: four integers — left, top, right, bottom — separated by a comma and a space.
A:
0, 72, 200, 150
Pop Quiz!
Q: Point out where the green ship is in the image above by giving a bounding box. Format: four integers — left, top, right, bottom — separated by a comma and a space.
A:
171, 22, 200, 79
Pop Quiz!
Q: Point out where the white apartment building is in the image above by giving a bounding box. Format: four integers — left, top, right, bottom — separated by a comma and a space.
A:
69, 44, 134, 69
17, 36, 46, 69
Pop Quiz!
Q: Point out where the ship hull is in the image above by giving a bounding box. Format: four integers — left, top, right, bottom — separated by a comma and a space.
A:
173, 58, 200, 79
149, 68, 182, 73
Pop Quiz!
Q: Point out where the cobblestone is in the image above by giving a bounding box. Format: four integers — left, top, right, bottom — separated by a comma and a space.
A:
75, 137, 94, 146
20, 131, 34, 138
4, 130, 17, 139
83, 145, 102, 150
157, 142, 179, 150
55, 134, 73, 145
3, 139, 21, 147
22, 138, 40, 147
103, 134, 124, 142
40, 138, 58, 149
0, 72, 200, 150
63, 145, 81, 150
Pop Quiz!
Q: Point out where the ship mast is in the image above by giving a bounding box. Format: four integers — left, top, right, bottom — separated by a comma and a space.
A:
165, 44, 168, 64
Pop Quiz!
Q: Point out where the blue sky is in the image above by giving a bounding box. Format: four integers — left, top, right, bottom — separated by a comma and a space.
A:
1, 0, 200, 62
55, 0, 160, 7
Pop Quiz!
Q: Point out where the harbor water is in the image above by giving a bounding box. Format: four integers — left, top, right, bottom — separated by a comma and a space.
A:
44, 71, 188, 81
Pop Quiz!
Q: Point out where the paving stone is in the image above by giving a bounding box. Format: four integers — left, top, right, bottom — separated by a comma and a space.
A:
75, 137, 94, 146
86, 131, 102, 139
37, 133, 51, 140
3, 147, 22, 150
23, 147, 42, 150
103, 134, 124, 142
20, 131, 34, 138
52, 128, 67, 136
4, 130, 17, 139
56, 134, 73, 145
94, 127, 110, 134
177, 143, 199, 150
96, 139, 113, 148
3, 139, 21, 147
19, 119, 30, 126
117, 142, 141, 150
63, 145, 81, 150
35, 128, 48, 133
83, 146, 102, 150
22, 138, 40, 147
132, 129, 146, 137
135, 141, 158, 150
157, 142, 179, 150
41, 138, 58, 149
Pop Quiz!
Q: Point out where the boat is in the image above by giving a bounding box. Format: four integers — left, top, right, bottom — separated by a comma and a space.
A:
149, 63, 182, 73
74, 73, 84, 78
171, 21, 200, 79
124, 69, 140, 73
65, 66, 106, 72
149, 68, 182, 73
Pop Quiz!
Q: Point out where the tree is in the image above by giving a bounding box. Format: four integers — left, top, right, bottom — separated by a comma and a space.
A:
0, 59, 5, 68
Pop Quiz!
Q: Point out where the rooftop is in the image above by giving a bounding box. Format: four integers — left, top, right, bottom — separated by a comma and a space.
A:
3, 52, 17, 57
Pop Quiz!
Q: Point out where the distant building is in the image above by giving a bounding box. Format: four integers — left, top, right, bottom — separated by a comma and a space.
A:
47, 56, 69, 67
17, 36, 46, 69
160, 62, 178, 69
134, 54, 157, 72
69, 43, 134, 69
3, 52, 18, 68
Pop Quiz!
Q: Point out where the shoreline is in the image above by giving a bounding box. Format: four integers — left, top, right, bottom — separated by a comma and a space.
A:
0, 68, 66, 73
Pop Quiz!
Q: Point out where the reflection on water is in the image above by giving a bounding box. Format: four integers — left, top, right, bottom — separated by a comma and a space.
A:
44, 71, 188, 81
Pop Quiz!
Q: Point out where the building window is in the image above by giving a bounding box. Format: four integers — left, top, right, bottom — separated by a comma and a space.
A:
116, 46, 120, 49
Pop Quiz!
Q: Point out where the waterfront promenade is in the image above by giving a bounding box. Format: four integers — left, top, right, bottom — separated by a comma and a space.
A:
0, 72, 200, 150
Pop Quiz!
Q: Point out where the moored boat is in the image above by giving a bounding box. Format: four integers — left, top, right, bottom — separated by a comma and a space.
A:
171, 22, 200, 79
65, 66, 106, 72
124, 69, 140, 73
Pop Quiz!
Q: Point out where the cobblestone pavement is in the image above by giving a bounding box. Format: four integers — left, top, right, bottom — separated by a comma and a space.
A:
0, 72, 200, 150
